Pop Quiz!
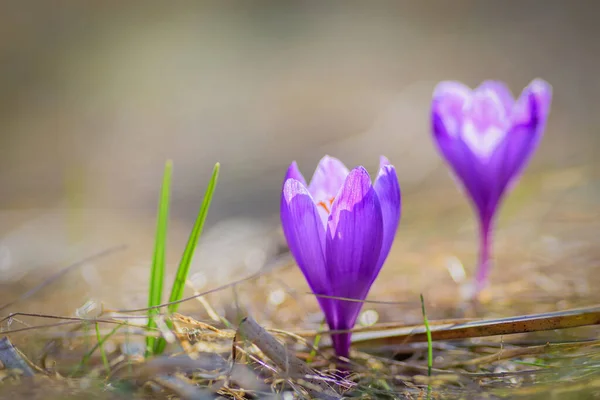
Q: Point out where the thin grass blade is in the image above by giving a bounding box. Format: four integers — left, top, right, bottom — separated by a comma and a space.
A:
421, 294, 433, 399
146, 160, 172, 357
154, 162, 220, 355
168, 162, 219, 312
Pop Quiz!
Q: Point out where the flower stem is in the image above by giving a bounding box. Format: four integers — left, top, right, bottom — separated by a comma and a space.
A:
331, 331, 351, 360
474, 217, 493, 296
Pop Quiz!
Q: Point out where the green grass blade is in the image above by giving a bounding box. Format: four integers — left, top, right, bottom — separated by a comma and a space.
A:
154, 162, 220, 355
306, 319, 326, 364
71, 323, 122, 376
146, 160, 172, 357
168, 162, 220, 312
420, 294, 433, 399
95, 322, 111, 374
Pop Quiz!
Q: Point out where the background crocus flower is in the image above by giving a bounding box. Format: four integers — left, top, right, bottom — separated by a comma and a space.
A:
431, 79, 553, 297
280, 156, 401, 358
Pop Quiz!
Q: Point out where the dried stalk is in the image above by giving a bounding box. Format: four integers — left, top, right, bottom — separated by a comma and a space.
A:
236, 317, 340, 400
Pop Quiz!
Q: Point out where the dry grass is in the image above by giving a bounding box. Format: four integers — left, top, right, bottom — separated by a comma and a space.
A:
1, 259, 600, 399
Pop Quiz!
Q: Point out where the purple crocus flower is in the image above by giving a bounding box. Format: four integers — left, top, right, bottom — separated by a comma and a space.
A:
431, 79, 552, 296
280, 156, 401, 358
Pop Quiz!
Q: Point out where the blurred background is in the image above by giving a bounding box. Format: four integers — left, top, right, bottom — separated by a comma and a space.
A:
0, 1, 598, 317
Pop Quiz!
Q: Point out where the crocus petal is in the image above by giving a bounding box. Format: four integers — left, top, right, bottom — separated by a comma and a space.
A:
280, 179, 335, 322
476, 81, 515, 116
461, 87, 511, 160
431, 81, 472, 139
308, 155, 350, 204
432, 103, 490, 214
512, 79, 553, 128
379, 155, 391, 166
284, 161, 307, 187
487, 79, 553, 206
374, 160, 401, 270
325, 167, 384, 357
528, 79, 553, 122
432, 82, 492, 210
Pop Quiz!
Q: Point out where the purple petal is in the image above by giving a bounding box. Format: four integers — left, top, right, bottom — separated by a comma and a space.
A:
461, 86, 512, 160
486, 79, 553, 205
325, 167, 383, 347
432, 100, 490, 215
476, 81, 515, 116
513, 79, 553, 129
374, 161, 401, 270
431, 81, 472, 139
308, 155, 350, 204
284, 161, 307, 187
280, 179, 335, 322
379, 155, 391, 167
529, 79, 553, 119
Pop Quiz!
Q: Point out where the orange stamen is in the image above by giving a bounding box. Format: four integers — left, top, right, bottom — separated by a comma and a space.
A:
317, 201, 330, 214
317, 197, 335, 214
